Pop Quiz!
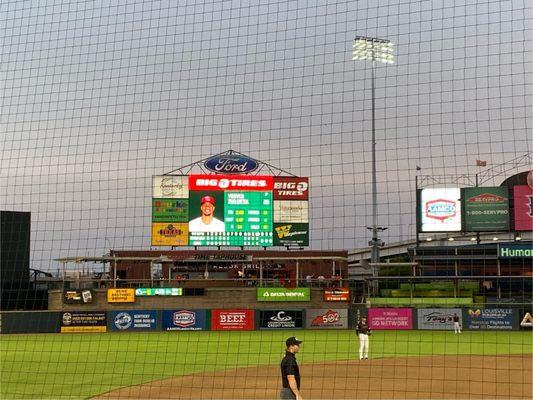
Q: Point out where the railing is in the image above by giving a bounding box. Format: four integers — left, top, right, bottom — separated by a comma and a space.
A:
40, 277, 348, 290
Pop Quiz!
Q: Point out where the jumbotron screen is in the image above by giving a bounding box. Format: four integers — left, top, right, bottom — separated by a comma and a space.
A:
152, 174, 309, 247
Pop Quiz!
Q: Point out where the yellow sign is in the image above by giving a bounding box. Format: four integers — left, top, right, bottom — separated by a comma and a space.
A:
61, 326, 107, 333
107, 288, 135, 303
151, 222, 188, 246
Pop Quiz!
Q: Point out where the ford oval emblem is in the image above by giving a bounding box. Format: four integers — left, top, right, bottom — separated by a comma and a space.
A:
204, 155, 259, 174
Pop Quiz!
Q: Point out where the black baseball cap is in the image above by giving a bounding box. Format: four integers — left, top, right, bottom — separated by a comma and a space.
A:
286, 337, 302, 347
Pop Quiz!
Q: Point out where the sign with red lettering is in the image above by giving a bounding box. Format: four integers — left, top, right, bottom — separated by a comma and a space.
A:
189, 175, 273, 191
211, 309, 255, 331
273, 177, 309, 200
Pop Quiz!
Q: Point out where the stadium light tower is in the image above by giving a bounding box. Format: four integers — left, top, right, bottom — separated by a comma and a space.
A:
352, 36, 394, 264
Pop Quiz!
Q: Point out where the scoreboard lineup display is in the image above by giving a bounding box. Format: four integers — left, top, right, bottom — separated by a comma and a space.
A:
152, 174, 309, 247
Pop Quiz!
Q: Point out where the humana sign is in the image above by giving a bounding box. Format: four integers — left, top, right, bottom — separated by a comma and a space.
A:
499, 244, 533, 258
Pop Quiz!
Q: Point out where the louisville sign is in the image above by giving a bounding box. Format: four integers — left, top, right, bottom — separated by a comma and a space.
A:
463, 187, 509, 231
151, 223, 188, 246
464, 308, 516, 330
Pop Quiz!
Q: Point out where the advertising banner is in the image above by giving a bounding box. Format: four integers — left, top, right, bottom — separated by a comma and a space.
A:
417, 308, 462, 330
211, 309, 255, 331
107, 289, 135, 303
419, 188, 462, 232
513, 186, 533, 231
323, 288, 350, 302
306, 309, 348, 329
520, 309, 532, 329
61, 311, 106, 333
152, 198, 189, 222
63, 290, 93, 304
257, 288, 310, 302
188, 176, 274, 247
110, 311, 157, 331
135, 288, 182, 296
162, 310, 208, 331
258, 310, 304, 329
189, 175, 274, 191
463, 187, 509, 231
464, 308, 516, 330
153, 176, 188, 198
498, 243, 533, 259
274, 201, 309, 223
368, 308, 413, 330
273, 177, 309, 200
273, 223, 309, 247
151, 223, 189, 246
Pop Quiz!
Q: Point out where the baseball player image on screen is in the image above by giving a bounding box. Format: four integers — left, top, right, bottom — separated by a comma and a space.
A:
189, 195, 225, 232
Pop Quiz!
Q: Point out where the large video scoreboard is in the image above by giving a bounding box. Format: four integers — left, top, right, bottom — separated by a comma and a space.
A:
152, 174, 309, 247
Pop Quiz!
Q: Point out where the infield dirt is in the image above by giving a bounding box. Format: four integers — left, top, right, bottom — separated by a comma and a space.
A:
96, 354, 532, 399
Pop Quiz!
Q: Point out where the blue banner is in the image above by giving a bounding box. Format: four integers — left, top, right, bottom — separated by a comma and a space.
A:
110, 311, 157, 331
463, 308, 516, 330
162, 310, 207, 331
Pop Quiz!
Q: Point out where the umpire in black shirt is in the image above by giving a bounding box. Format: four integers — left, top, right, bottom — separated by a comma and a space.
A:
280, 336, 303, 400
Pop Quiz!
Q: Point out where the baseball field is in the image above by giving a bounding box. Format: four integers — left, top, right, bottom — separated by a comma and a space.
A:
1, 330, 532, 399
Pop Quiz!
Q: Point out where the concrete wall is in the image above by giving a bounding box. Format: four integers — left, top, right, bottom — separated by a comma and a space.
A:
48, 288, 347, 311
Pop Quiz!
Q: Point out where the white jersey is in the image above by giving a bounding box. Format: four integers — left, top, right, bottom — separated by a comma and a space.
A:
189, 216, 225, 232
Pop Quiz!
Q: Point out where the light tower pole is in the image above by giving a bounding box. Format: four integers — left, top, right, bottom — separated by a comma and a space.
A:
352, 36, 394, 264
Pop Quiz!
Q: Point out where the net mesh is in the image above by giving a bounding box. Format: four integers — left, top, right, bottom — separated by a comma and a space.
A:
1, 0, 532, 399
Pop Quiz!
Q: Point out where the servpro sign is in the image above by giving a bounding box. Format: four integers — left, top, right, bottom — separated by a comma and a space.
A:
463, 187, 509, 231
257, 288, 310, 302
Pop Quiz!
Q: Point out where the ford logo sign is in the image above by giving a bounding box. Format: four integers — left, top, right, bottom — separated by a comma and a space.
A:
204, 155, 258, 174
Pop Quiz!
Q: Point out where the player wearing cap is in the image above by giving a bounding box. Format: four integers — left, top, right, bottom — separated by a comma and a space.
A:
356, 317, 371, 360
280, 337, 303, 400
188, 195, 225, 232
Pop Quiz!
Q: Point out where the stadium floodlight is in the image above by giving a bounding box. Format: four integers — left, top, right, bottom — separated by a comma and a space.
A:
353, 36, 395, 265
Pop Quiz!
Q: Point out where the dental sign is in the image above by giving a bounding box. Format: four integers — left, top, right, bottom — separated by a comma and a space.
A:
420, 188, 462, 232
152, 169, 309, 247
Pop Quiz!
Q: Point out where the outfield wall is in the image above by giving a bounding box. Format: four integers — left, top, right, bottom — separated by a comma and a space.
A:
1, 307, 529, 334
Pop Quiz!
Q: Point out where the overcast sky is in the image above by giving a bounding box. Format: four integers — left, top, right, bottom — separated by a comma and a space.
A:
1, 0, 531, 270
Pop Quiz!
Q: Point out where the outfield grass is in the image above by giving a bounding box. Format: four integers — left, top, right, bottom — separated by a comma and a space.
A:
1, 330, 532, 399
